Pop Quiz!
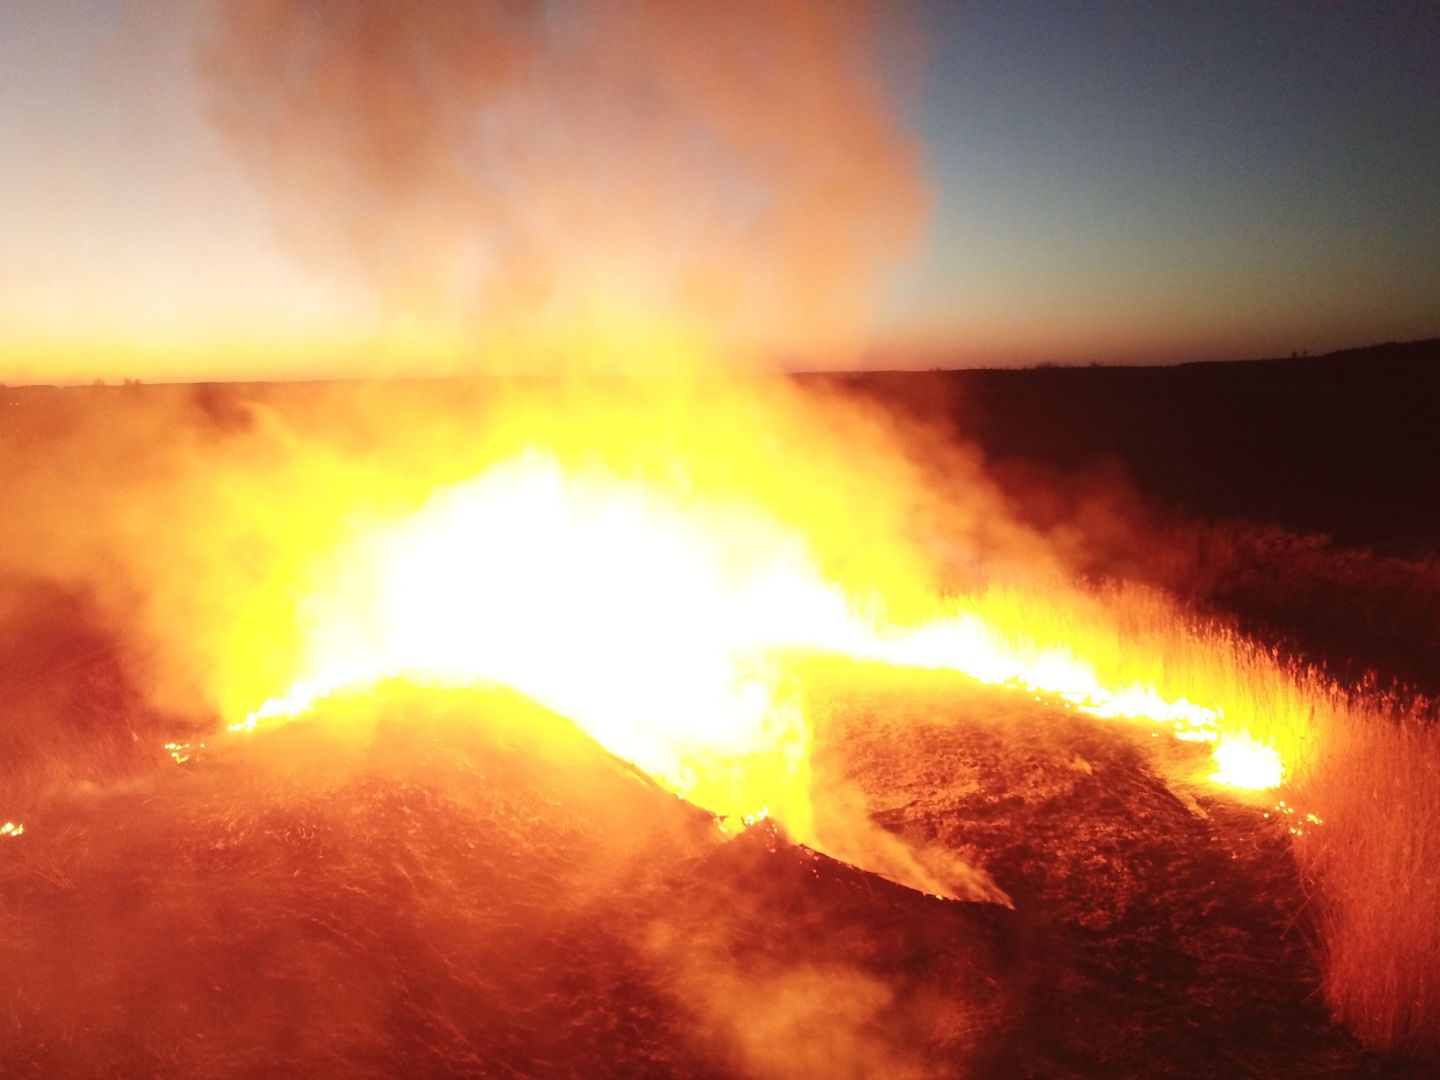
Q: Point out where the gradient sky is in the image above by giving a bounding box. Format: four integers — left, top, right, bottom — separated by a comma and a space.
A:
2, 0, 1437, 382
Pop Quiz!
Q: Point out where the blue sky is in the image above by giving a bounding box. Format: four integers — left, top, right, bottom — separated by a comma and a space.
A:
890, 0, 1440, 363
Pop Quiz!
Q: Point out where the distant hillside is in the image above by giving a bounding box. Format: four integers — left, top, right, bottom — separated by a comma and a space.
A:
1182, 337, 1440, 371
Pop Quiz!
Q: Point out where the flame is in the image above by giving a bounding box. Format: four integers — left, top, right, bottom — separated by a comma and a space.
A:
234, 449, 1286, 845
164, 740, 205, 765
1210, 735, 1285, 790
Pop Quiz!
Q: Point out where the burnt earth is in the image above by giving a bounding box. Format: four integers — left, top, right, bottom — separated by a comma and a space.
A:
2, 675, 1431, 1078
0, 688, 1014, 1080
812, 663, 1426, 1078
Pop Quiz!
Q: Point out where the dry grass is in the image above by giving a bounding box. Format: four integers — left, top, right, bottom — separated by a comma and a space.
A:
5, 549, 1438, 1059
1296, 702, 1440, 1052
954, 576, 1440, 1054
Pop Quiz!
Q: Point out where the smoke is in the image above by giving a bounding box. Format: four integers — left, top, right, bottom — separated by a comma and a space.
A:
199, 0, 928, 371
664, 957, 935, 1080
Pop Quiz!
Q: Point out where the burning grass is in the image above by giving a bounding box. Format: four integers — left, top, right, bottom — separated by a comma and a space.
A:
6, 666, 1420, 1077
1297, 698, 1440, 1053
2, 377, 1439, 1066
939, 578, 1440, 1055
7, 0, 1431, 1063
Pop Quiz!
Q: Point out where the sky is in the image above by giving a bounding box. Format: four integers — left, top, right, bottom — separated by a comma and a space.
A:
1, 0, 1437, 383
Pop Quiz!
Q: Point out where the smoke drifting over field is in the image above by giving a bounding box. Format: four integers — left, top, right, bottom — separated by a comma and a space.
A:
201, 0, 927, 369
9, 4, 1437, 1072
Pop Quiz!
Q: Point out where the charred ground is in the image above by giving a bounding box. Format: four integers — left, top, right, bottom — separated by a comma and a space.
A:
3, 664, 1426, 1078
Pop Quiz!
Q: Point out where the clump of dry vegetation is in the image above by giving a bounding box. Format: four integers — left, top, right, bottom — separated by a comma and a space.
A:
1297, 696, 1440, 1053
952, 575, 1440, 1055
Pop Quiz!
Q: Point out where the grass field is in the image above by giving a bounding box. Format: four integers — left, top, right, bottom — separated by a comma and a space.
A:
841, 344, 1440, 1055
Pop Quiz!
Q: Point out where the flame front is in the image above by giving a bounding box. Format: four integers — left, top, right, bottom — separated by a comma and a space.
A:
237, 448, 1283, 842
245, 452, 840, 829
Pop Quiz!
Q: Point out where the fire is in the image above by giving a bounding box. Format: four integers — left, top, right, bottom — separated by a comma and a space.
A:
1210, 735, 1285, 790
234, 448, 1286, 845
241, 451, 840, 830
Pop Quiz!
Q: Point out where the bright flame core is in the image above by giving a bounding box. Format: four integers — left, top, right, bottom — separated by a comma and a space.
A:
238, 450, 1284, 841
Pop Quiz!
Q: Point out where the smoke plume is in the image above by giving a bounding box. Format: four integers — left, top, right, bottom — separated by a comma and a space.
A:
200, 0, 928, 371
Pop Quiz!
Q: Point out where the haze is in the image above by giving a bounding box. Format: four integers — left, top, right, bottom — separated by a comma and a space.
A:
1, 0, 1437, 383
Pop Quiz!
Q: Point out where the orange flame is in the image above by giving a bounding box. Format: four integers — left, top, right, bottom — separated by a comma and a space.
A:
232, 448, 1284, 847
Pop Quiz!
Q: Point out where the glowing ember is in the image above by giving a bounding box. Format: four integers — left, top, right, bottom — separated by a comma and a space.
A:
0, 822, 23, 840
1269, 800, 1326, 837
165, 741, 205, 765
232, 451, 1286, 845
